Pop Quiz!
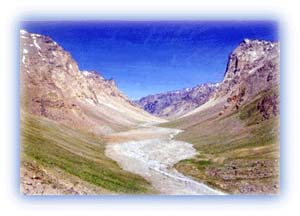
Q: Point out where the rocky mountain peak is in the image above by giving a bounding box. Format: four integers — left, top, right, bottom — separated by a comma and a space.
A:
215, 39, 279, 99
212, 39, 280, 118
223, 39, 279, 82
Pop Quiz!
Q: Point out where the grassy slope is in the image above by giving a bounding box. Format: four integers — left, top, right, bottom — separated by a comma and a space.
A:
21, 113, 154, 194
161, 89, 280, 194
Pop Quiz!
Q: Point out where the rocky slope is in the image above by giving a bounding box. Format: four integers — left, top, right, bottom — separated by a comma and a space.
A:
162, 39, 280, 194
20, 30, 163, 134
135, 83, 218, 119
214, 38, 280, 117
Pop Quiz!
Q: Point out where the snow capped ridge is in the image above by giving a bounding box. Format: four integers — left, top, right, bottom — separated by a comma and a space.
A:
206, 82, 220, 88
20, 29, 27, 34
81, 70, 105, 80
20, 29, 43, 38
82, 71, 91, 76
33, 39, 41, 50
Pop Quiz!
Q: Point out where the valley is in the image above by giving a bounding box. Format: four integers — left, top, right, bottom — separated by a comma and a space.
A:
20, 28, 280, 195
106, 125, 225, 195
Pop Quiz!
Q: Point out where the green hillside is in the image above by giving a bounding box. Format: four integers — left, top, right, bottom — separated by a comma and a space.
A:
21, 113, 154, 194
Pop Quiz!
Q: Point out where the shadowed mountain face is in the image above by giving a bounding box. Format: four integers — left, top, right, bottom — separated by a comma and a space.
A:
135, 83, 219, 119
20, 30, 163, 134
162, 39, 280, 194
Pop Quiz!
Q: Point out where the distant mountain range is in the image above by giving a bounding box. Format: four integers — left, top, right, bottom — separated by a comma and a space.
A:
135, 83, 219, 119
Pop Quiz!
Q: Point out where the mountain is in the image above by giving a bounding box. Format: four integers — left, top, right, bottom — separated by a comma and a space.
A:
135, 83, 219, 119
162, 39, 280, 194
20, 30, 162, 195
20, 30, 163, 134
214, 38, 279, 116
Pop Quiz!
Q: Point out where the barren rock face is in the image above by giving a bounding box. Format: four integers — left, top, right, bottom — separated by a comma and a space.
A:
20, 30, 162, 134
135, 83, 219, 119
217, 39, 279, 98
214, 39, 280, 118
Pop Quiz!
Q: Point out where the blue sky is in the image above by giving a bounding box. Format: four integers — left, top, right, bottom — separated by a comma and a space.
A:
21, 20, 278, 100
